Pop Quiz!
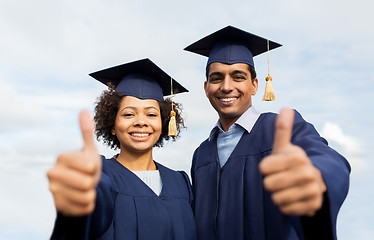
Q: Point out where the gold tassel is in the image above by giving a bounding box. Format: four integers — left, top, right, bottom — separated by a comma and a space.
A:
263, 75, 275, 101
168, 77, 177, 137
168, 110, 177, 137
263, 39, 275, 101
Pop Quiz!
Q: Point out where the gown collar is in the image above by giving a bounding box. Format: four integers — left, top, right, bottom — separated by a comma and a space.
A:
209, 106, 261, 141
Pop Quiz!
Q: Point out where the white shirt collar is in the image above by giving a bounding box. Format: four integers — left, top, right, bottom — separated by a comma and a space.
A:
209, 106, 261, 141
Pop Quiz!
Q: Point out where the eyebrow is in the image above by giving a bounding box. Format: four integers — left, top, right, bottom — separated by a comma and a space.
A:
120, 106, 160, 113
231, 70, 248, 76
208, 70, 248, 79
208, 72, 224, 79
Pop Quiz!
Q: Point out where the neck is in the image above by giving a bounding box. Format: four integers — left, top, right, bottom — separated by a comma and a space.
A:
219, 105, 252, 132
116, 148, 157, 171
219, 117, 239, 132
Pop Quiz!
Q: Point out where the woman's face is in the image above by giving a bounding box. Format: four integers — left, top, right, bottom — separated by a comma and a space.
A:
112, 96, 162, 154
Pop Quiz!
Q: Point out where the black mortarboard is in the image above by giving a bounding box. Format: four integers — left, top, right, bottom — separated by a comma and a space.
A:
89, 58, 188, 101
184, 25, 282, 68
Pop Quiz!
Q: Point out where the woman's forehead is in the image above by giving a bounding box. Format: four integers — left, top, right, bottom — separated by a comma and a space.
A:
119, 96, 160, 109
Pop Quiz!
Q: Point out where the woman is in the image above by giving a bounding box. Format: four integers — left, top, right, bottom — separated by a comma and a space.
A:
47, 58, 196, 239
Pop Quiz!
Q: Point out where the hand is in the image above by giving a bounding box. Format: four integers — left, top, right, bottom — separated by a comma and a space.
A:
259, 108, 326, 216
47, 110, 102, 216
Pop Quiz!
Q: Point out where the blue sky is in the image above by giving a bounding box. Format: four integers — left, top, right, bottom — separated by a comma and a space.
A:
0, 0, 373, 239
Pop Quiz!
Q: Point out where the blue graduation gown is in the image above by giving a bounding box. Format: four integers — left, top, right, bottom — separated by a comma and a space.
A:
191, 111, 350, 240
51, 157, 197, 240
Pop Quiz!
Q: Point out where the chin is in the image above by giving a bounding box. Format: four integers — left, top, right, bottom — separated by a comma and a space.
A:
219, 111, 241, 119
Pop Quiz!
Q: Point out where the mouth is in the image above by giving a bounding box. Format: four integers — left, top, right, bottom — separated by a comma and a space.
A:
129, 132, 152, 141
218, 97, 238, 104
130, 133, 151, 137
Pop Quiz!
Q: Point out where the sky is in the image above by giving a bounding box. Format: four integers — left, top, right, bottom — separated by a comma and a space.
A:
0, 0, 373, 239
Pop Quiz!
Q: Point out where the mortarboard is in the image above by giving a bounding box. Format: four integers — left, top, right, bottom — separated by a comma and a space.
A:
89, 58, 187, 136
184, 25, 282, 68
184, 25, 281, 101
89, 58, 188, 102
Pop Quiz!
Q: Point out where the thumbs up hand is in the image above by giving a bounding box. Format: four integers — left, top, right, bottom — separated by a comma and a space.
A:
47, 110, 102, 216
259, 108, 326, 217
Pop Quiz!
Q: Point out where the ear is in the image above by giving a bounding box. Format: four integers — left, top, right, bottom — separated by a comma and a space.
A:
111, 129, 116, 135
251, 78, 258, 95
204, 81, 209, 97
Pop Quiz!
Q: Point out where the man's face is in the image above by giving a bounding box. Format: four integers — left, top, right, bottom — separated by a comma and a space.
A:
204, 62, 258, 124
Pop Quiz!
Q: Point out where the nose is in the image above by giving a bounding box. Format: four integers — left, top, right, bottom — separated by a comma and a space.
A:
134, 115, 148, 127
220, 76, 234, 93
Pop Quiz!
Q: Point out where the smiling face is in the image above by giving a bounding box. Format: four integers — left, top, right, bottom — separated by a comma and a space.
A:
112, 96, 162, 154
204, 62, 258, 131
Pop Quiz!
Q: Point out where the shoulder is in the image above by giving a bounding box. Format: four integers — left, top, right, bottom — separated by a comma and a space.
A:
98, 155, 119, 191
101, 155, 120, 173
258, 109, 309, 127
192, 136, 217, 169
156, 162, 189, 181
156, 162, 193, 201
247, 111, 278, 136
191, 137, 212, 163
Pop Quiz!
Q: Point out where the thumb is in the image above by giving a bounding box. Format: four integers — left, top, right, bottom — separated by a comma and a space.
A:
79, 110, 96, 151
272, 108, 294, 153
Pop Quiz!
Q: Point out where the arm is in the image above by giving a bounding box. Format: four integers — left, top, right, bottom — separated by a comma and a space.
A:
47, 110, 102, 239
259, 108, 350, 238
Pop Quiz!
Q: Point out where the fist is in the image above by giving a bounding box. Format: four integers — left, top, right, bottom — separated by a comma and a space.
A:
47, 110, 102, 216
259, 108, 326, 216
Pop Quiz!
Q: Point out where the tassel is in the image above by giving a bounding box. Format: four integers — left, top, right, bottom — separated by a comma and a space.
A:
168, 77, 177, 137
263, 75, 275, 101
262, 39, 276, 101
168, 110, 177, 137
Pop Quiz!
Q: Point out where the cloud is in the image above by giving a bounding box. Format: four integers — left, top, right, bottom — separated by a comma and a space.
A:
0, 76, 53, 133
321, 121, 364, 172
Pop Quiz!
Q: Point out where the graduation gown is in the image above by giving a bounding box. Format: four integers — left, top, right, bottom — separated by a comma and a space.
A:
191, 111, 350, 240
51, 157, 197, 240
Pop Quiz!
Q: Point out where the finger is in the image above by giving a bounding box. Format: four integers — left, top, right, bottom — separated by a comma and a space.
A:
262, 159, 315, 191
48, 164, 97, 191
51, 183, 97, 206
57, 151, 98, 175
54, 194, 96, 217
273, 108, 295, 153
275, 193, 323, 217
259, 144, 306, 175
271, 181, 323, 207
79, 110, 96, 151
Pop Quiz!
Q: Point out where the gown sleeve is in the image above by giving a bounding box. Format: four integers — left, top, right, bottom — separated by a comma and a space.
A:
292, 110, 351, 239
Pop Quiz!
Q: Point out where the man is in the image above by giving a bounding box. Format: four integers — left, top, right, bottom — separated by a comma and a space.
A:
184, 26, 350, 240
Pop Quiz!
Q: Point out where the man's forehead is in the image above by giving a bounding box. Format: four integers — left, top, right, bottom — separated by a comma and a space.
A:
208, 62, 251, 73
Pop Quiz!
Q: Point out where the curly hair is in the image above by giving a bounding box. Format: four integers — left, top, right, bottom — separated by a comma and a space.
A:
94, 87, 185, 150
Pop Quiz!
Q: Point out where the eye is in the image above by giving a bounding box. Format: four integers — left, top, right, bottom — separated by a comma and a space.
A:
147, 113, 159, 117
209, 76, 222, 83
233, 75, 246, 81
122, 113, 134, 117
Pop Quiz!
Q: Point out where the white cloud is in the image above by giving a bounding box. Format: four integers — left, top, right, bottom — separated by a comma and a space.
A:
321, 122, 364, 172
0, 76, 53, 132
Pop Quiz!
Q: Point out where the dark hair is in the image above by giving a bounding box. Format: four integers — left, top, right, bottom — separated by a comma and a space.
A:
94, 87, 185, 150
205, 63, 257, 82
